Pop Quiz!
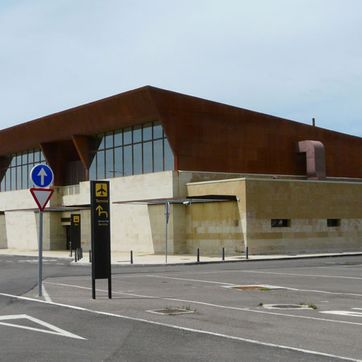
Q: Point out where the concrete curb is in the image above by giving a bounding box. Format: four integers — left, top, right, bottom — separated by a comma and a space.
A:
69, 251, 362, 267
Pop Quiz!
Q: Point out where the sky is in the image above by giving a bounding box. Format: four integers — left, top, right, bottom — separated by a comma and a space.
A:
0, 0, 361, 136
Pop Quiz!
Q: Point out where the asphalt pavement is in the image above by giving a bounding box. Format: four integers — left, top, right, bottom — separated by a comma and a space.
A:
0, 253, 362, 361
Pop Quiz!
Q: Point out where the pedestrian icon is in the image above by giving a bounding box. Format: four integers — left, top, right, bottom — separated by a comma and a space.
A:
96, 183, 108, 197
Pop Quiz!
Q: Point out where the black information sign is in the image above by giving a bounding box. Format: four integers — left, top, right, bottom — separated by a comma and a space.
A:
70, 214, 81, 250
90, 180, 112, 299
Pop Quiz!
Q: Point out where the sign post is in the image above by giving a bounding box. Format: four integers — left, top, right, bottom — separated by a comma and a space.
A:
70, 214, 81, 261
90, 180, 111, 299
29, 164, 54, 298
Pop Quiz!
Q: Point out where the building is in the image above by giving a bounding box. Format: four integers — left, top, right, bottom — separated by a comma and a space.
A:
0, 86, 361, 255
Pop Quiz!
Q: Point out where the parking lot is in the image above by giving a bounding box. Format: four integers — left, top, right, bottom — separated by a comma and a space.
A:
1, 255, 362, 361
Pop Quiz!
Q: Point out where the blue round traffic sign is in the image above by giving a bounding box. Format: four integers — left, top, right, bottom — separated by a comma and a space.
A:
30, 164, 54, 188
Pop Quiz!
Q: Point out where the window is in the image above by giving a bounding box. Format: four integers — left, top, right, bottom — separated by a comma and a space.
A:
327, 219, 340, 227
89, 121, 174, 180
0, 149, 46, 191
271, 219, 290, 228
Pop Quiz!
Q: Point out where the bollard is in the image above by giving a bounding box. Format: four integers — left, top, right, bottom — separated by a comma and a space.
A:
246, 246, 249, 260
197, 248, 200, 263
69, 242, 72, 257
222, 247, 225, 261
130, 250, 133, 264
89, 250, 92, 263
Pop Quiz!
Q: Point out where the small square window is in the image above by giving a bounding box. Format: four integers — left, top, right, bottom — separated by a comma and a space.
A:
271, 219, 290, 228
327, 219, 340, 227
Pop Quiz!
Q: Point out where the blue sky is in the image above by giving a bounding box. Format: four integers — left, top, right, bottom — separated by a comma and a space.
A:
1, 0, 361, 136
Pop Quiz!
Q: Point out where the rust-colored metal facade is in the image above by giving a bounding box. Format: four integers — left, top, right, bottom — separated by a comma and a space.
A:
0, 85, 361, 186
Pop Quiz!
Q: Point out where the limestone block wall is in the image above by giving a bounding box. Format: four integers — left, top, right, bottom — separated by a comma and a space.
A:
61, 171, 175, 253
185, 201, 244, 255
186, 178, 247, 255
0, 214, 7, 248
246, 179, 362, 254
5, 211, 38, 249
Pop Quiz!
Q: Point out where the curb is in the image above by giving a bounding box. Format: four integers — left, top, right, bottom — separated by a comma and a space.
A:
68, 251, 362, 268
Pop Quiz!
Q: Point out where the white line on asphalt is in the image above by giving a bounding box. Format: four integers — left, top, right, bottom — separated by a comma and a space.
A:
299, 288, 362, 297
0, 314, 85, 340
227, 270, 362, 280
43, 281, 362, 327
320, 311, 362, 318
132, 274, 362, 298
0, 292, 358, 362
143, 275, 236, 285
181, 269, 362, 281
42, 285, 52, 303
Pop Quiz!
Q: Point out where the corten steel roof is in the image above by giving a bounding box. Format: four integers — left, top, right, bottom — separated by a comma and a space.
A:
0, 85, 362, 179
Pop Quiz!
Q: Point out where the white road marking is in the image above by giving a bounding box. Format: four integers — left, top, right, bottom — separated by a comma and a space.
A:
138, 274, 362, 298
320, 311, 362, 318
228, 270, 362, 281
144, 274, 236, 285
42, 284, 52, 303
290, 287, 362, 298
44, 282, 362, 327
0, 314, 85, 340
0, 292, 357, 361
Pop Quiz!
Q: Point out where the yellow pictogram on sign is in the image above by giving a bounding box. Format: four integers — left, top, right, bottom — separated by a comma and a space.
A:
73, 215, 80, 224
96, 183, 108, 197
96, 205, 109, 218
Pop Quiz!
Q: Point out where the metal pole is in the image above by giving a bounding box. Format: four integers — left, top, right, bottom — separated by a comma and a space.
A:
222, 247, 225, 261
38, 211, 43, 297
197, 248, 200, 263
130, 250, 133, 264
165, 202, 170, 264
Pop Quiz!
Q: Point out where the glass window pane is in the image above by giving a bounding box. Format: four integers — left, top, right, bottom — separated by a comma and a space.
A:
40, 151, 45, 162
164, 139, 174, 170
154, 139, 163, 172
133, 126, 142, 143
11, 167, 16, 190
97, 151, 105, 179
153, 123, 163, 139
22, 165, 27, 189
34, 151, 40, 163
28, 151, 33, 163
105, 148, 114, 178
124, 128, 132, 145
98, 135, 105, 150
89, 156, 96, 180
143, 141, 153, 173
114, 147, 123, 176
17, 167, 21, 190
0, 176, 4, 192
105, 132, 113, 149
133, 143, 142, 175
22, 153, 27, 164
10, 156, 16, 167
124, 145, 132, 176
5, 170, 10, 191
143, 123, 152, 141
114, 131, 122, 147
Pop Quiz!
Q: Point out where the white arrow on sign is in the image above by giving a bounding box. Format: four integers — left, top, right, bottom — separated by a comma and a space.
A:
37, 168, 48, 186
0, 314, 86, 340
